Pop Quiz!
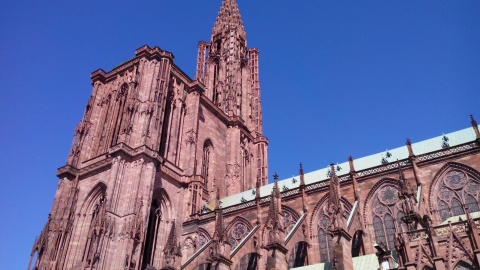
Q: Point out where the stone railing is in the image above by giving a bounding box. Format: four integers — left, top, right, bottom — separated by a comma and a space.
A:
417, 143, 477, 162
357, 160, 409, 177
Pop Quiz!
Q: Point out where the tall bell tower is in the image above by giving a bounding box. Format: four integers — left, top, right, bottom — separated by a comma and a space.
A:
29, 1, 268, 269
196, 0, 267, 195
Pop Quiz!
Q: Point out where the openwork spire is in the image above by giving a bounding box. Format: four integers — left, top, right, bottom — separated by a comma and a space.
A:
164, 221, 181, 266
396, 160, 409, 197
265, 173, 285, 245
328, 164, 341, 211
213, 188, 226, 242
165, 222, 177, 253
267, 190, 280, 230
212, 0, 246, 39
211, 205, 231, 259
328, 164, 344, 230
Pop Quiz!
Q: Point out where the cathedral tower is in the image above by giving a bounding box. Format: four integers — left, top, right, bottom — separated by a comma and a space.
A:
30, 1, 267, 269
195, 0, 268, 195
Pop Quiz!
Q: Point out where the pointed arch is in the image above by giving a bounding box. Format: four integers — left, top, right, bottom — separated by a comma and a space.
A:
282, 205, 300, 234
234, 252, 259, 270
202, 139, 214, 189
79, 183, 107, 268
351, 230, 364, 257
288, 241, 308, 269
226, 216, 253, 249
197, 228, 211, 247
364, 178, 406, 250
111, 82, 130, 146
310, 194, 352, 263
309, 193, 353, 237
142, 188, 174, 268
428, 162, 480, 222
79, 182, 107, 216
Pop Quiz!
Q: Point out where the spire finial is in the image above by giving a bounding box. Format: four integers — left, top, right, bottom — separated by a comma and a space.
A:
299, 163, 304, 175
471, 114, 477, 126
348, 156, 355, 172
212, 0, 246, 40
406, 138, 415, 157
471, 114, 480, 139
273, 172, 280, 198
330, 163, 336, 176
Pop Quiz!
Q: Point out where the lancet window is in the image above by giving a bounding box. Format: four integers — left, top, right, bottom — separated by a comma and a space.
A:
159, 88, 174, 157
370, 185, 406, 250
82, 195, 106, 267
111, 83, 129, 146
318, 211, 333, 263
197, 229, 211, 247
283, 206, 300, 234
434, 169, 480, 222
234, 253, 258, 270
288, 242, 308, 269
202, 140, 212, 188
314, 198, 352, 263
143, 200, 162, 266
191, 184, 199, 215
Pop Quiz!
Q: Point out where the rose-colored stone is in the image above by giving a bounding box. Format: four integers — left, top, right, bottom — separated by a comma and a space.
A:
29, 1, 480, 270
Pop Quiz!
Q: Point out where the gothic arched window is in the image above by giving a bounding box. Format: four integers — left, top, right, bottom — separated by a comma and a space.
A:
83, 195, 106, 267
198, 229, 211, 247
111, 83, 129, 146
288, 242, 308, 269
434, 170, 480, 222
191, 184, 199, 215
314, 198, 352, 263
234, 253, 258, 270
227, 218, 252, 249
318, 213, 333, 263
282, 206, 300, 234
370, 185, 406, 250
202, 140, 213, 188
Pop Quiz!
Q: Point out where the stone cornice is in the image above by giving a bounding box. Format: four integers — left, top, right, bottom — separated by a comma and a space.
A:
108, 143, 162, 165
57, 156, 112, 179
57, 143, 163, 179
90, 45, 175, 85
56, 164, 78, 179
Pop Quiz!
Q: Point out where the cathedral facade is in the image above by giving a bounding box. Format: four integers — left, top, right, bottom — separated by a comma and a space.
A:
29, 1, 480, 270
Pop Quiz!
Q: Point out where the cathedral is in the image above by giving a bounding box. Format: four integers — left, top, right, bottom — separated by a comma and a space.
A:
29, 1, 480, 270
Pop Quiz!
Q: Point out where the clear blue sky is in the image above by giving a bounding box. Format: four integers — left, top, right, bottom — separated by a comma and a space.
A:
1, 1, 479, 268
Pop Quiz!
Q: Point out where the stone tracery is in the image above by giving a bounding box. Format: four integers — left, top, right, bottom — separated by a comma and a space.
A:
226, 217, 253, 249
311, 195, 352, 263
430, 163, 480, 222
367, 182, 407, 250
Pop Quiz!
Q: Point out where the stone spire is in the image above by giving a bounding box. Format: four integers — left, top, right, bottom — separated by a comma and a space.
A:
263, 173, 288, 269
213, 206, 226, 244
163, 222, 181, 269
327, 164, 353, 270
471, 114, 480, 141
328, 164, 343, 230
209, 204, 232, 269
266, 173, 283, 237
212, 0, 246, 40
